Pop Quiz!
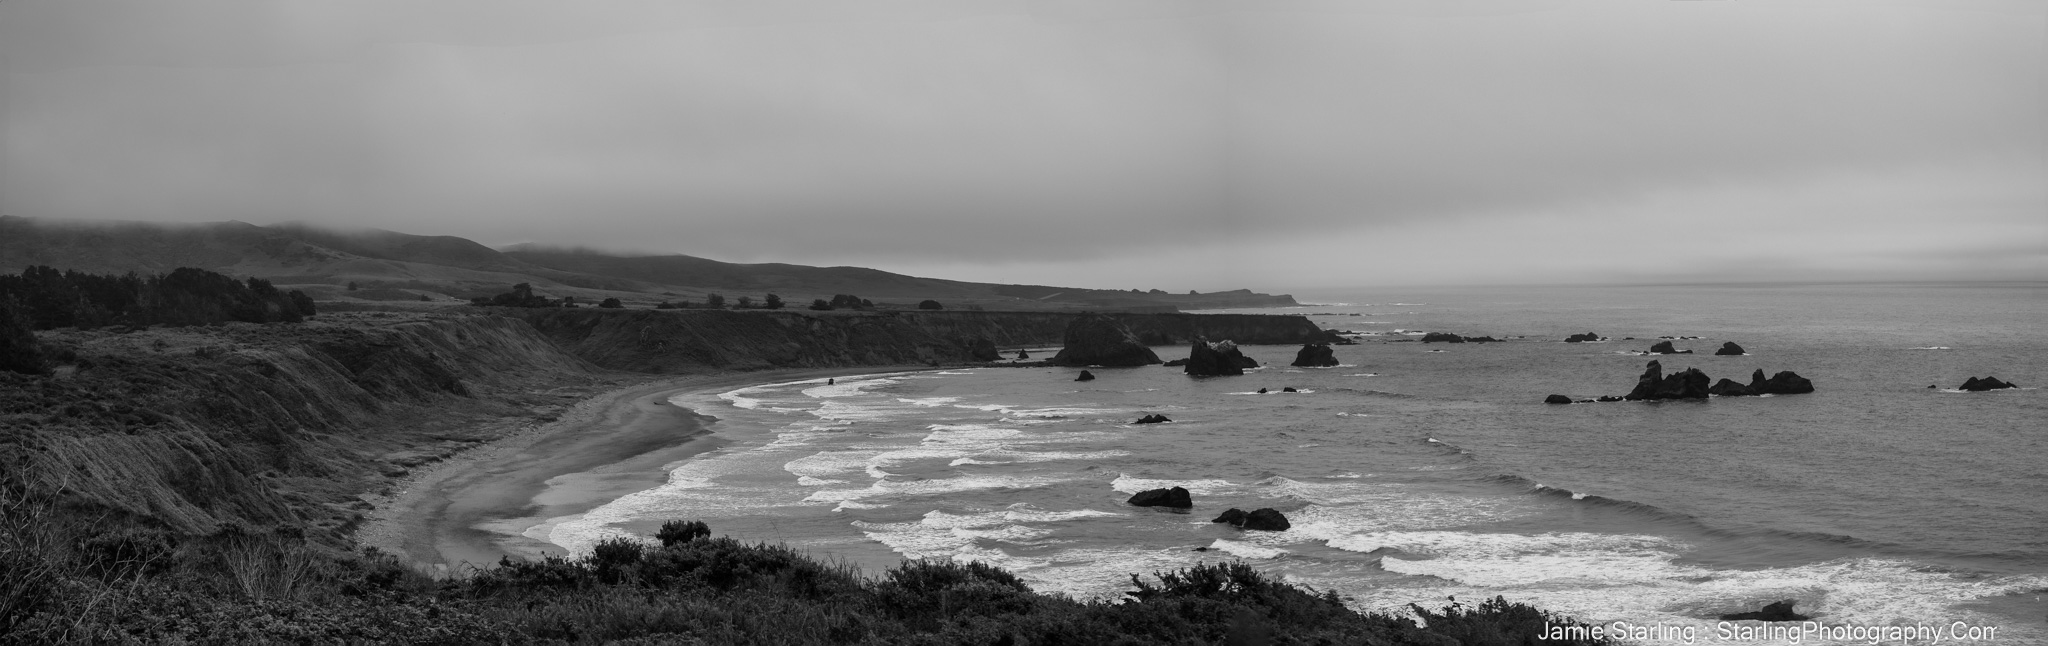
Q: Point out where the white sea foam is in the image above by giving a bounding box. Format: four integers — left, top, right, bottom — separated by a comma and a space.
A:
1110, 474, 1242, 496
1908, 346, 1951, 350
950, 449, 1130, 466
805, 474, 1068, 506
1208, 539, 1286, 559
898, 396, 961, 407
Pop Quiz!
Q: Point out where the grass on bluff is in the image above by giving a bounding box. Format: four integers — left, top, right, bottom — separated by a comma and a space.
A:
2, 498, 1615, 645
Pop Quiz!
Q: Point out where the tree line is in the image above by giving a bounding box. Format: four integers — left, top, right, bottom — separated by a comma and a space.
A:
0, 266, 314, 330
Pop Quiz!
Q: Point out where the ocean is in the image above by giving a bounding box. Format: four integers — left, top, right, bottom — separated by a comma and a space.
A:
541, 282, 2047, 644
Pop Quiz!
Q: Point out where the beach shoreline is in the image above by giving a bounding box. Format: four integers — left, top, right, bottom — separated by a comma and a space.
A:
353, 365, 934, 571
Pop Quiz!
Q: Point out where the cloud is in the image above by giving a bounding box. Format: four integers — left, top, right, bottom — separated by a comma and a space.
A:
2, 0, 2040, 286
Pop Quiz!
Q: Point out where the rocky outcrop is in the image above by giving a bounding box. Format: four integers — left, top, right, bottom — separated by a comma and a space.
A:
1212, 507, 1290, 531
1290, 343, 1339, 367
1134, 414, 1170, 424
1128, 487, 1192, 509
1545, 394, 1573, 404
1016, 349, 1029, 360
1564, 332, 1603, 343
1648, 341, 1693, 355
1075, 370, 1096, 382
1960, 376, 2017, 391
1162, 358, 1189, 367
1420, 332, 1465, 344
1719, 600, 1810, 622
1184, 339, 1256, 377
1708, 379, 1753, 397
1464, 336, 1501, 343
967, 337, 1002, 362
1050, 315, 1162, 367
1623, 360, 1710, 400
1714, 342, 1746, 356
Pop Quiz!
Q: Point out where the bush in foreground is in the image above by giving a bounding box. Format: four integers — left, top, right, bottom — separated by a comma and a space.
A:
4, 513, 1615, 645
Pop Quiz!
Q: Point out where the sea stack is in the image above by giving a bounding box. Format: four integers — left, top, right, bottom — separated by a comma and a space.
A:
967, 337, 1002, 362
1049, 314, 1161, 367
1714, 342, 1746, 356
1184, 339, 1256, 377
1290, 343, 1339, 367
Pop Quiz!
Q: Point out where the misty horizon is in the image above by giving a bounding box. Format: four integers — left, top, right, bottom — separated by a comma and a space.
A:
3, 0, 2042, 291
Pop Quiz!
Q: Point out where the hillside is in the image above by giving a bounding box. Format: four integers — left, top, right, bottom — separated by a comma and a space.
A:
0, 216, 1297, 311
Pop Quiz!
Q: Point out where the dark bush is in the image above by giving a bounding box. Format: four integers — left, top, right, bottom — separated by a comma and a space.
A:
599, 298, 623, 309
655, 520, 709, 547
0, 299, 44, 376
470, 283, 559, 308
918, 299, 943, 310
809, 299, 832, 311
705, 294, 725, 308
763, 294, 783, 309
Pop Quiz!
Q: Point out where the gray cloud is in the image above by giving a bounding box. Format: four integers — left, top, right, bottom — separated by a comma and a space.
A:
3, 0, 2040, 288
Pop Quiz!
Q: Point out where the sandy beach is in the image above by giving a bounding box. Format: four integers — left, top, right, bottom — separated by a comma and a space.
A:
354, 366, 923, 571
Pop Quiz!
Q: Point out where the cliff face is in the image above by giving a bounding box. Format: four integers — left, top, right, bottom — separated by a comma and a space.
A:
513, 309, 1334, 373
2, 313, 607, 538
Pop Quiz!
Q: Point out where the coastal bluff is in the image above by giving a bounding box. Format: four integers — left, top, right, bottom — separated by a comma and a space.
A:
514, 309, 1337, 373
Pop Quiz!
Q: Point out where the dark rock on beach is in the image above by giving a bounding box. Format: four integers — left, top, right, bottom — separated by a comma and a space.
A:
1075, 370, 1096, 382
1128, 487, 1192, 509
1050, 314, 1162, 367
1564, 332, 1603, 343
1714, 342, 1746, 356
1291, 343, 1340, 367
1648, 340, 1693, 355
1420, 332, 1465, 344
1184, 338, 1256, 376
1720, 600, 1810, 622
967, 337, 1003, 362
1960, 376, 2017, 391
1623, 360, 1710, 400
1017, 349, 1029, 360
1135, 414, 1171, 424
1545, 394, 1573, 404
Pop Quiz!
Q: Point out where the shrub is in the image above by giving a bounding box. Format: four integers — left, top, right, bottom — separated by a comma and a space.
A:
656, 520, 709, 547
808, 299, 832, 311
705, 294, 725, 308
763, 294, 783, 309
599, 298, 623, 309
0, 299, 45, 376
918, 299, 943, 310
654, 301, 679, 310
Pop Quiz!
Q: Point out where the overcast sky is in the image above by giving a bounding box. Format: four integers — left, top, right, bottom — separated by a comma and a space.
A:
2, 0, 2041, 291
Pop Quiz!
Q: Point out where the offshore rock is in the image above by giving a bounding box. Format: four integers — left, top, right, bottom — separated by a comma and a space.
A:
1291, 343, 1340, 367
1623, 360, 1710, 400
1752, 369, 1815, 395
1420, 332, 1465, 344
1135, 414, 1171, 424
1465, 336, 1502, 343
1960, 376, 2017, 391
1564, 332, 1603, 343
1720, 600, 1810, 622
1545, 394, 1573, 404
1240, 508, 1292, 531
1184, 339, 1255, 377
1708, 379, 1753, 397
1017, 349, 1029, 360
1714, 342, 1747, 356
1050, 314, 1162, 367
1128, 487, 1192, 509
1075, 370, 1096, 382
1648, 341, 1693, 355
1212, 508, 1247, 525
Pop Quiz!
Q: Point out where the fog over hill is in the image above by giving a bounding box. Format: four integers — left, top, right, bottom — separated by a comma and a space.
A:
0, 216, 1296, 311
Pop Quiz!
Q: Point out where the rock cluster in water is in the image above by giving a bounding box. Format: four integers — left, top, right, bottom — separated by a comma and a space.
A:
1290, 343, 1339, 367
1564, 332, 1604, 343
1127, 487, 1192, 509
1420, 332, 1465, 343
1719, 600, 1810, 622
1714, 342, 1746, 356
1134, 414, 1171, 424
1707, 369, 1815, 396
1212, 508, 1291, 531
1960, 376, 2017, 391
1184, 339, 1257, 376
1648, 341, 1693, 355
1625, 360, 1711, 400
1049, 314, 1161, 367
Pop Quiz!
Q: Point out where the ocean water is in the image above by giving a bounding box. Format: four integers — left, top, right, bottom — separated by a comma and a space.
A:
545, 283, 2047, 644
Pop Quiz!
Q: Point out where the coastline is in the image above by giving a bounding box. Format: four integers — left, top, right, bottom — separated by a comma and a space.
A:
353, 365, 934, 571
